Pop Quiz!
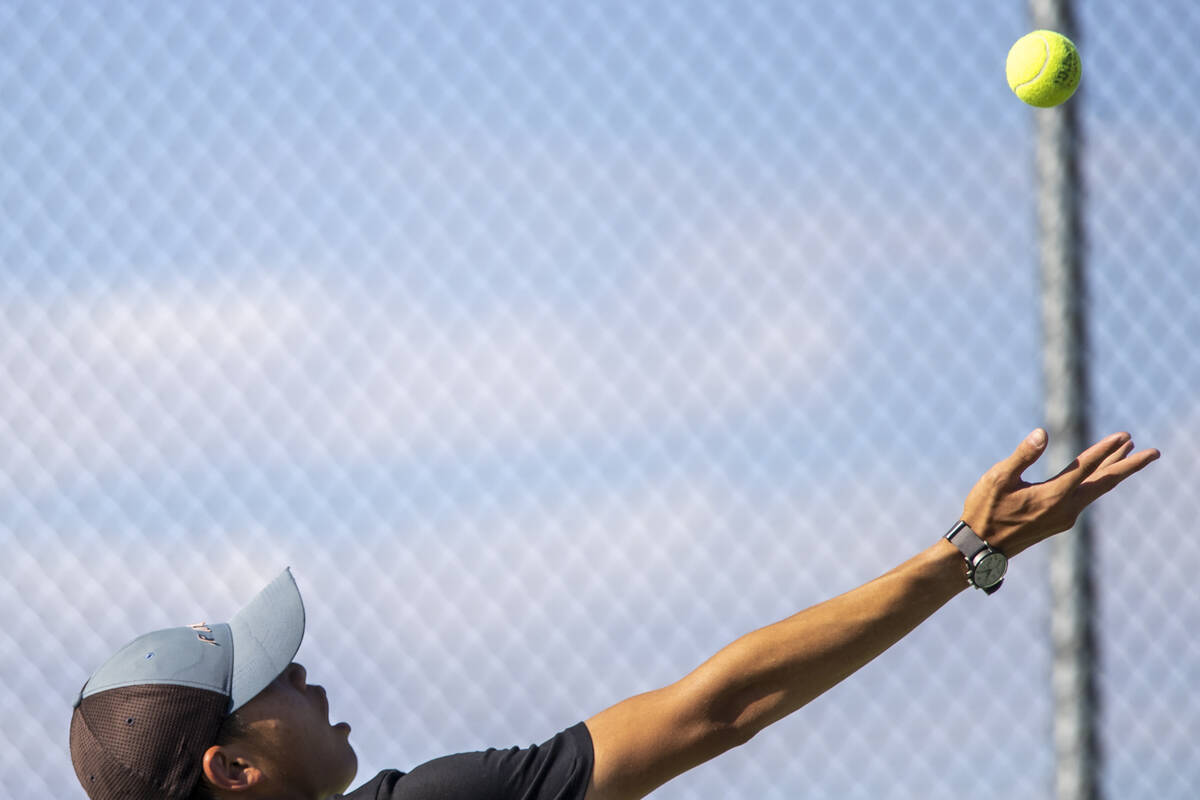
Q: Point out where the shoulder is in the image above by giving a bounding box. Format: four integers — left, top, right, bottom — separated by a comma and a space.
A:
337, 768, 407, 798
339, 724, 594, 800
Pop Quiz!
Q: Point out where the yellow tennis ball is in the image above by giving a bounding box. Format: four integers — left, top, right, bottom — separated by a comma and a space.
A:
1006, 30, 1081, 107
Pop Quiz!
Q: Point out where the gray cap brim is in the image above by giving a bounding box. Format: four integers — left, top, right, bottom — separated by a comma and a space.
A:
228, 567, 306, 711
76, 567, 305, 713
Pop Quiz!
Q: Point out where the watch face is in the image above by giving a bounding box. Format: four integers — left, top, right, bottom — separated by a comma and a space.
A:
973, 552, 1008, 588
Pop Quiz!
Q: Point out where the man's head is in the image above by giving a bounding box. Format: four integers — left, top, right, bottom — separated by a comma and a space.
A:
70, 569, 356, 800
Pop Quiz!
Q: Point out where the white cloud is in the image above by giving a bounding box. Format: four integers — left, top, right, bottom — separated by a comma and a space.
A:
0, 273, 315, 493
1, 236, 842, 486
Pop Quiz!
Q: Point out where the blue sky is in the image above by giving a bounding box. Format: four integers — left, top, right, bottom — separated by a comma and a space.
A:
2, 2, 1198, 798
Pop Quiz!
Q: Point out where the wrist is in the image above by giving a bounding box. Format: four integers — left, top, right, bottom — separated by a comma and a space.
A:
920, 539, 973, 597
934, 537, 970, 579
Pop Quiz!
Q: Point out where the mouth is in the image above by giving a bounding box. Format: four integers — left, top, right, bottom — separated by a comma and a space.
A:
315, 685, 350, 732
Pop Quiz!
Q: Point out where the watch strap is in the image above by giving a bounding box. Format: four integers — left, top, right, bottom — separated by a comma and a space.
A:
945, 520, 989, 561
944, 520, 1005, 593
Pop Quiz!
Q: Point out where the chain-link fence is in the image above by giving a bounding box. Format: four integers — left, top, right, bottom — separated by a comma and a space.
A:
2, 2, 1197, 798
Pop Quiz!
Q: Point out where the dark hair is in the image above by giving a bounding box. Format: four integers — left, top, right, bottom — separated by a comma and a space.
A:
188, 711, 250, 800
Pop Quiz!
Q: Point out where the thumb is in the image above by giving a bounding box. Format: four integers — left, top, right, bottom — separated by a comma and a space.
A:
1000, 428, 1048, 482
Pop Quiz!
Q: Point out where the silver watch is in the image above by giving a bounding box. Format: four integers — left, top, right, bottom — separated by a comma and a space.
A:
944, 521, 1007, 594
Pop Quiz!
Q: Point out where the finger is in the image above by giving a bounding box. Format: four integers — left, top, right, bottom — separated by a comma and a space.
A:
1050, 431, 1132, 488
1076, 447, 1161, 505
996, 428, 1048, 484
1097, 439, 1135, 470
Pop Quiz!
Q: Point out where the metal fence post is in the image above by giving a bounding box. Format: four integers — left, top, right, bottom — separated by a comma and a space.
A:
1029, 1, 1098, 799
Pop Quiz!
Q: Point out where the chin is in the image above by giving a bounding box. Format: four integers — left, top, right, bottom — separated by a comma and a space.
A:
332, 742, 358, 794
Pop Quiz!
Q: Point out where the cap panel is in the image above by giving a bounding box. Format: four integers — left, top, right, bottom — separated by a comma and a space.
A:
80, 623, 234, 702
70, 684, 226, 800
228, 567, 305, 710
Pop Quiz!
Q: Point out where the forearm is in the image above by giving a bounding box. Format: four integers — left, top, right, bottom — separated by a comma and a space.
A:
687, 539, 967, 738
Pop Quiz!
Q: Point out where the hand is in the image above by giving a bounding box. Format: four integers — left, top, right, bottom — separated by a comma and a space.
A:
961, 428, 1160, 557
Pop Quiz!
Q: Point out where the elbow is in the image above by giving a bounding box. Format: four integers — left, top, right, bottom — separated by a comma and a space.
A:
711, 717, 759, 752
674, 654, 782, 758
694, 677, 793, 754
687, 687, 766, 757
709, 698, 768, 751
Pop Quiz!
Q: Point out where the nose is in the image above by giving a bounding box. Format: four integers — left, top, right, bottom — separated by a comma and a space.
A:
285, 662, 307, 689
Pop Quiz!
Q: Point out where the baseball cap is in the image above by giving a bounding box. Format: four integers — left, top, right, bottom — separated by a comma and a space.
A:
69, 568, 306, 800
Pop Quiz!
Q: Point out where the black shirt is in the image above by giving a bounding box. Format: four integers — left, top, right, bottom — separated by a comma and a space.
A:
341, 722, 594, 800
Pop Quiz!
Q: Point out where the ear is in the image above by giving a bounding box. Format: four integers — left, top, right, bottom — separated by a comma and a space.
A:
201, 744, 263, 793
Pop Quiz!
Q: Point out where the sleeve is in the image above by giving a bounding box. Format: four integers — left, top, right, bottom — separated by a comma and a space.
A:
359, 723, 594, 800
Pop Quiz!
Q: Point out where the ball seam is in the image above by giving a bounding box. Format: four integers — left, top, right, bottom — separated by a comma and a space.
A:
1013, 33, 1052, 92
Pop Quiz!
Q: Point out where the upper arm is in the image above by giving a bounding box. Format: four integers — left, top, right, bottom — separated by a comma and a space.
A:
583, 678, 750, 800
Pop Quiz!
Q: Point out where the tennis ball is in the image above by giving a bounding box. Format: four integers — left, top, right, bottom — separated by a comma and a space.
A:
1006, 30, 1081, 107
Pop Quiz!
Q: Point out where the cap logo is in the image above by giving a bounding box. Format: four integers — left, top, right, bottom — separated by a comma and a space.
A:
189, 622, 221, 646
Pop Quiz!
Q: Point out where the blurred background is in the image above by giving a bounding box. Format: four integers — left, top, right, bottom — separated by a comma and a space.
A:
2, 1, 1197, 798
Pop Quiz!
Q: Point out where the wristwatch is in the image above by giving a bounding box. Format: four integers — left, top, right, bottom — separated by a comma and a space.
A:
944, 520, 1007, 594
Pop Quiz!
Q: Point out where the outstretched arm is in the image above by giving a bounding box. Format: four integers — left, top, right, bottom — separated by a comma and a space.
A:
584, 429, 1159, 800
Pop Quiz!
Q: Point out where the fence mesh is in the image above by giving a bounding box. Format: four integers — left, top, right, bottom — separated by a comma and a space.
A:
2, 2, 1197, 798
